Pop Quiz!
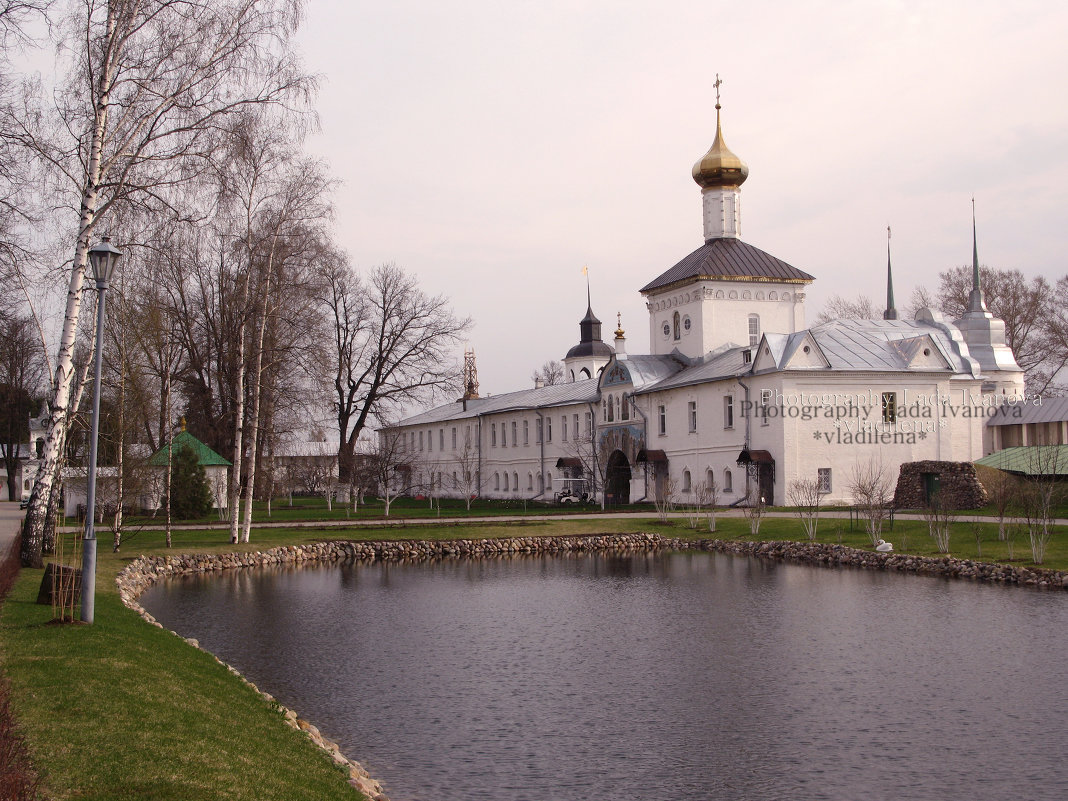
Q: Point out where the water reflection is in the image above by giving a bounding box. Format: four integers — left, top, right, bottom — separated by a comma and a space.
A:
141, 551, 1068, 801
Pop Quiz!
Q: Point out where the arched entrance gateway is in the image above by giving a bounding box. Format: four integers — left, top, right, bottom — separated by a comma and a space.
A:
605, 450, 631, 505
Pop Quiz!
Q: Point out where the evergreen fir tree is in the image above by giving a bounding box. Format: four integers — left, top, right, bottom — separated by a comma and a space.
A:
169, 444, 213, 519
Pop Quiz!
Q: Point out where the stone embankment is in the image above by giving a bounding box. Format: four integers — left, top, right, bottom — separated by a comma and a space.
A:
672, 538, 1068, 589
116, 532, 1068, 799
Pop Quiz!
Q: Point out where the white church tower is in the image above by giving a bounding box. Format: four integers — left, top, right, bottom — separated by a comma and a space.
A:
640, 79, 814, 361
953, 204, 1024, 396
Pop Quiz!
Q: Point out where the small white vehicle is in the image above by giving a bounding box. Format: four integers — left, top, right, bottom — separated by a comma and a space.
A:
555, 478, 593, 505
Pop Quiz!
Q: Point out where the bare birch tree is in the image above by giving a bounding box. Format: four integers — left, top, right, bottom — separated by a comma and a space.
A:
10, 0, 313, 566
367, 426, 414, 518
847, 457, 895, 548
788, 478, 822, 542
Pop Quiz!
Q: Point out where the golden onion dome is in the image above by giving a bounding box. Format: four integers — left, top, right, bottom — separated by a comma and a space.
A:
692, 105, 748, 189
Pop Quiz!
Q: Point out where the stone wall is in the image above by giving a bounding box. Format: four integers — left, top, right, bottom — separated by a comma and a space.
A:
893, 460, 988, 509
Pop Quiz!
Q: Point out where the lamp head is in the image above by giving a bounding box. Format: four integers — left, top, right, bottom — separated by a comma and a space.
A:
88, 236, 123, 286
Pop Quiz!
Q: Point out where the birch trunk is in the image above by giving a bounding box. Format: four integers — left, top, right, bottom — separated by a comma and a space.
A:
20, 7, 115, 564
239, 250, 274, 543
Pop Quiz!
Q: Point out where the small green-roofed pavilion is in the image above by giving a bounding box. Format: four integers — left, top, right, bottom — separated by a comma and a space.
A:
149, 429, 231, 467
975, 446, 1068, 476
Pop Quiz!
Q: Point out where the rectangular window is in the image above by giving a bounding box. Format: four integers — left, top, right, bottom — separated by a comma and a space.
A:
410, 432, 415, 452
658, 404, 666, 436
419, 431, 424, 451
523, 420, 529, 445
575, 413, 581, 438
562, 415, 568, 441
511, 421, 517, 447
882, 391, 897, 424
536, 418, 543, 443
724, 395, 734, 429
760, 389, 772, 426
546, 417, 552, 442
428, 429, 433, 452
585, 411, 592, 437
818, 468, 832, 494
748, 315, 760, 347
491, 423, 497, 446
452, 427, 457, 449
439, 429, 444, 450
502, 424, 507, 448
688, 401, 697, 432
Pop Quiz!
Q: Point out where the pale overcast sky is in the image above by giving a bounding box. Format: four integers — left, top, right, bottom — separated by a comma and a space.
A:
298, 0, 1065, 396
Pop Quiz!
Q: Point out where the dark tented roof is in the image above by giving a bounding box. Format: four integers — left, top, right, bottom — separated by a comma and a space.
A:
640, 238, 815, 294
565, 340, 614, 359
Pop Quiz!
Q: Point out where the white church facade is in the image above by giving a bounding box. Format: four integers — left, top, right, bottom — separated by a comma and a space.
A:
387, 99, 1025, 506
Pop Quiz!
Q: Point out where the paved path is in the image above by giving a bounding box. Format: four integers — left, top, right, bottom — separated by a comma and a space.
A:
54, 507, 1068, 533
0, 501, 22, 555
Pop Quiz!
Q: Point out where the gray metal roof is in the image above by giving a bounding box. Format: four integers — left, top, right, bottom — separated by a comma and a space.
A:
397, 380, 601, 426
640, 238, 815, 294
637, 346, 753, 393
986, 395, 1068, 427
806, 319, 966, 373
613, 354, 687, 389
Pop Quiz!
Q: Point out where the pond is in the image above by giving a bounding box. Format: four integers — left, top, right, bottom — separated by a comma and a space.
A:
140, 551, 1068, 801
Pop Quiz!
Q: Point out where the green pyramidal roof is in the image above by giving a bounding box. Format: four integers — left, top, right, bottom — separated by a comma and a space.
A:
149, 430, 232, 467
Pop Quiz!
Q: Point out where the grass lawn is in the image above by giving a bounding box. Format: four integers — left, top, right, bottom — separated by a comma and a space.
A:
83, 495, 630, 531
1, 509, 1064, 800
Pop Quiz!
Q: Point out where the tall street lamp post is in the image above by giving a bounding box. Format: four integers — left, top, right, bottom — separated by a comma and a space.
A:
81, 236, 122, 624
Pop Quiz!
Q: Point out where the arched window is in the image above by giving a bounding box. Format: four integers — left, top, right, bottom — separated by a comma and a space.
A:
603, 400, 608, 421
607, 396, 614, 422
513, 472, 518, 493
538, 472, 544, 492
748, 314, 760, 346
580, 367, 591, 380
683, 469, 692, 492
495, 473, 501, 491
503, 472, 509, 491
673, 311, 681, 340
547, 471, 553, 492
723, 469, 733, 493
621, 394, 629, 421
527, 472, 533, 491
36, 438, 44, 458
706, 469, 715, 491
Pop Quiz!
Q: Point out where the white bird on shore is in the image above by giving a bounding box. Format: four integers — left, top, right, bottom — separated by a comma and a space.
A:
876, 539, 893, 552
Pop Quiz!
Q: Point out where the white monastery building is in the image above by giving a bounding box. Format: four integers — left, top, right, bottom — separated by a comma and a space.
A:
388, 98, 1025, 506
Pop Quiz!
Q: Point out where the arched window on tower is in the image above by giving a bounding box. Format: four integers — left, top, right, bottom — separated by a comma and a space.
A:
673, 311, 681, 341
580, 367, 591, 380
